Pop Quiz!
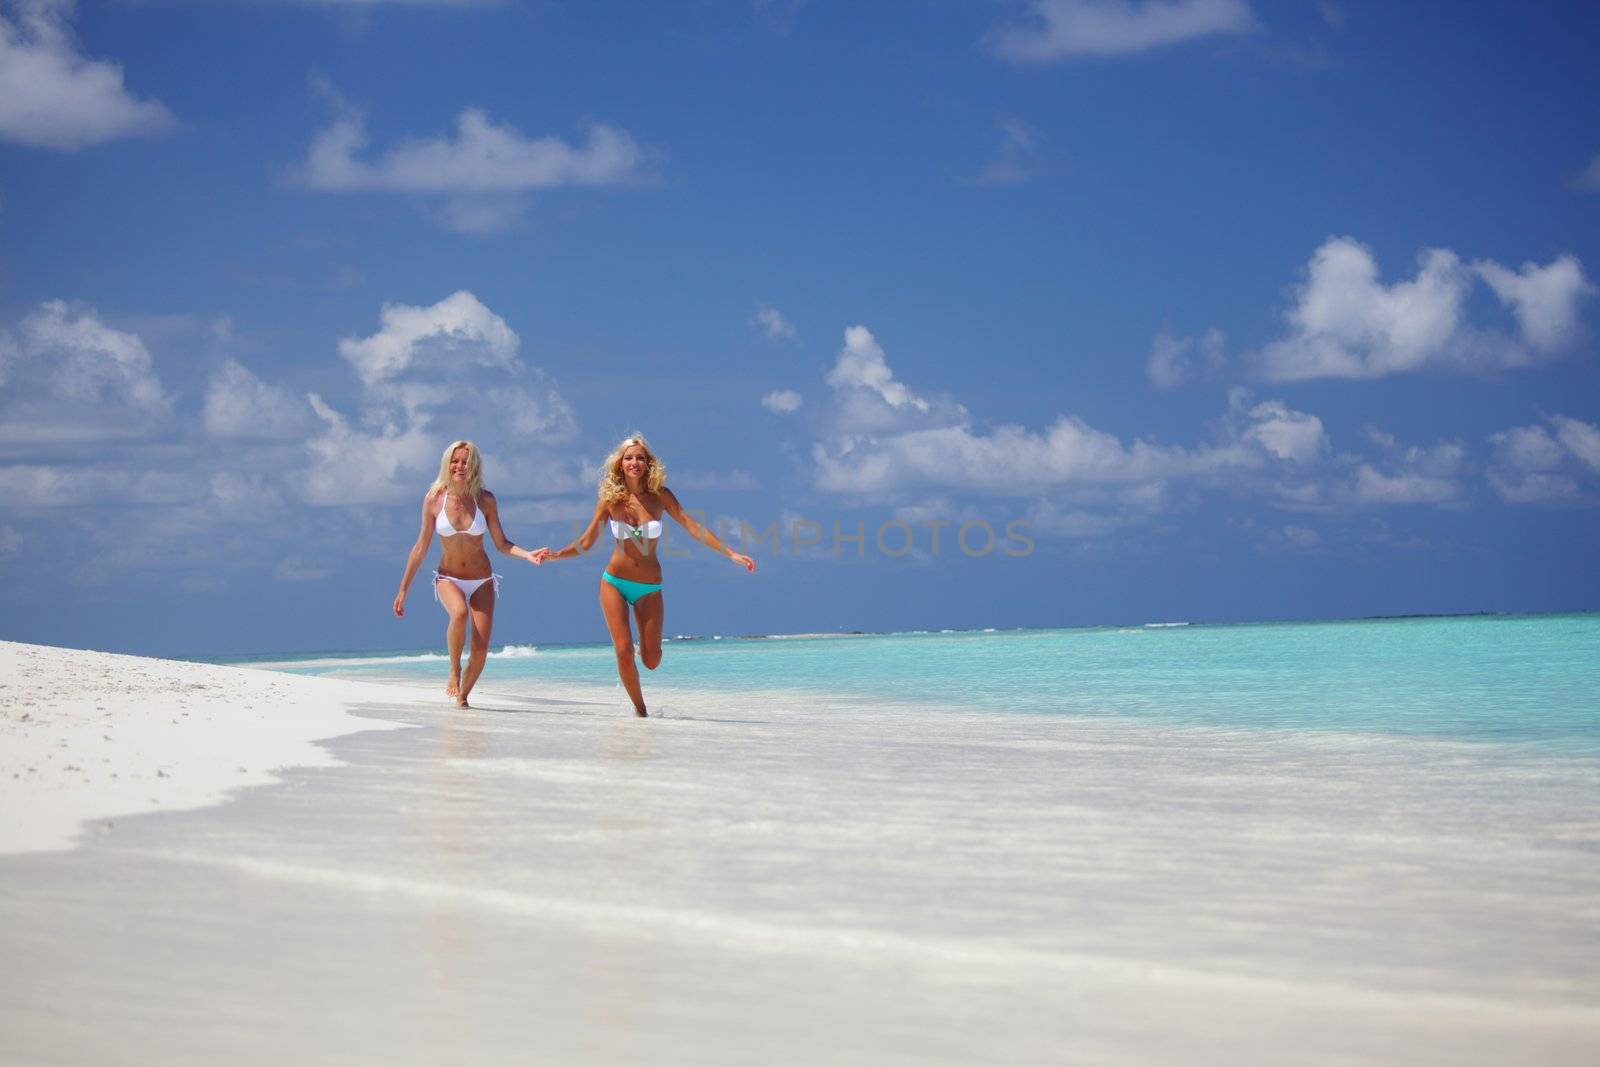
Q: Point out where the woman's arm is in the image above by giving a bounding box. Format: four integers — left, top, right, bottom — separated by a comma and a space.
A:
661, 488, 756, 572
480, 491, 536, 563
530, 501, 606, 564
393, 490, 440, 616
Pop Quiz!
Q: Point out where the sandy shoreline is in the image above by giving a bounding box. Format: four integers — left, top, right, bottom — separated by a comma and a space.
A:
0, 641, 415, 855
4, 640, 1599, 1065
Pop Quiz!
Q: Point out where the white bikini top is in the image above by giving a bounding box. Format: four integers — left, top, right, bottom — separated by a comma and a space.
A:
435, 491, 487, 537
609, 517, 662, 545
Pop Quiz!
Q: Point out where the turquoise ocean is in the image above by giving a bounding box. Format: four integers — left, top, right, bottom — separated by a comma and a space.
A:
244, 613, 1599, 753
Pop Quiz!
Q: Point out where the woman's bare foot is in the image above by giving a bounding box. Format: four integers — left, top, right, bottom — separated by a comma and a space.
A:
634, 706, 648, 718
456, 696, 470, 709
445, 676, 460, 699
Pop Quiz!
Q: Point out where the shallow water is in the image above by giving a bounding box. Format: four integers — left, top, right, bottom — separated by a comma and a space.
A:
4, 679, 1597, 1066
257, 614, 1600, 751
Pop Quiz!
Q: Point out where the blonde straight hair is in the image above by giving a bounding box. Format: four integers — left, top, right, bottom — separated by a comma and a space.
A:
597, 433, 665, 504
428, 440, 484, 501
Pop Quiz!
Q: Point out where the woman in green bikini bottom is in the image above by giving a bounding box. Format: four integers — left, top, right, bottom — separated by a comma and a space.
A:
531, 433, 755, 716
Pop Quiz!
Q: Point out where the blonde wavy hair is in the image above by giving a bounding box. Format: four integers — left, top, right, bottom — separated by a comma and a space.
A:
598, 433, 665, 504
429, 440, 484, 501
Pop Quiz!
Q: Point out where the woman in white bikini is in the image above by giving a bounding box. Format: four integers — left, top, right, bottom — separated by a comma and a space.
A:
531, 433, 755, 717
393, 440, 539, 708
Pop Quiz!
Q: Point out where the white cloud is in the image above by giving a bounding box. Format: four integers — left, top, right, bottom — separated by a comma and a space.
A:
1260, 240, 1468, 380
0, 290, 582, 519
295, 84, 645, 232
761, 389, 802, 414
808, 331, 1357, 501
203, 287, 582, 511
985, 0, 1256, 63
1347, 440, 1464, 506
822, 325, 953, 437
0, 292, 588, 583
1486, 468, 1577, 506
1252, 237, 1594, 381
1261, 432, 1466, 512
1489, 424, 1563, 473
1474, 255, 1594, 352
305, 290, 577, 505
753, 305, 797, 341
1570, 154, 1600, 193
812, 416, 1253, 495
1147, 328, 1225, 389
1232, 395, 1327, 462
1488, 415, 1600, 504
300, 103, 642, 193
302, 392, 440, 506
0, 299, 172, 448
1351, 465, 1458, 505
0, 523, 20, 554
827, 327, 927, 411
204, 359, 316, 439
492, 382, 576, 440
336, 290, 574, 440
0, 0, 176, 150
338, 289, 519, 387
1550, 415, 1600, 471
0, 304, 318, 531
0, 461, 189, 507
805, 328, 1476, 531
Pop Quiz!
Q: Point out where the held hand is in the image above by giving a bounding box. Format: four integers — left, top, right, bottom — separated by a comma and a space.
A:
529, 546, 553, 565
729, 552, 756, 573
392, 591, 406, 617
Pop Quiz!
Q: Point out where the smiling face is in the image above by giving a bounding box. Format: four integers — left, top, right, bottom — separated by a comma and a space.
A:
598, 433, 662, 503
620, 444, 651, 484
436, 439, 482, 498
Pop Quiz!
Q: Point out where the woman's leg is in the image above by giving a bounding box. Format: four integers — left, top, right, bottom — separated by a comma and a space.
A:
600, 579, 647, 716
435, 578, 469, 699
634, 591, 664, 671
457, 582, 496, 708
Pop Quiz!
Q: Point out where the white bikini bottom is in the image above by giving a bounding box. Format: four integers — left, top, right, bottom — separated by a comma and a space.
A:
432, 571, 501, 605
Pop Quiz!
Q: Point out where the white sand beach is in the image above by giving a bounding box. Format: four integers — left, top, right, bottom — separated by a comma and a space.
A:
0, 641, 413, 855
3, 640, 1599, 1066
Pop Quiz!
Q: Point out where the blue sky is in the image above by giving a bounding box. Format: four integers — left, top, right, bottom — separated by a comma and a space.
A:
2, 0, 1597, 656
